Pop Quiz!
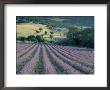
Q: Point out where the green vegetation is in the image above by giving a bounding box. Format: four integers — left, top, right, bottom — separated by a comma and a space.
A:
17, 36, 26, 41
67, 27, 94, 48
44, 31, 47, 35
16, 64, 22, 74
35, 57, 44, 74
17, 34, 54, 44
55, 27, 94, 48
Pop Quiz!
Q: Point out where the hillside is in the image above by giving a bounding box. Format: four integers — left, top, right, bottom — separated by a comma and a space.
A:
16, 23, 66, 42
17, 23, 51, 37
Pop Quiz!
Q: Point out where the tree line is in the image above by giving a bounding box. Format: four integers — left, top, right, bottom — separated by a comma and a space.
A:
55, 27, 94, 48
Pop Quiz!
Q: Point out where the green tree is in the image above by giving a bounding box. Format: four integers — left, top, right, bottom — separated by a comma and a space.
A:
67, 26, 94, 48
17, 36, 26, 41
50, 34, 53, 39
50, 31, 54, 34
39, 27, 43, 32
27, 35, 36, 41
44, 31, 47, 35
35, 35, 45, 42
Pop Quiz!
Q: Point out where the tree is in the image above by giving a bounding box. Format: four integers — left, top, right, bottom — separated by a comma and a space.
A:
44, 31, 47, 35
39, 27, 43, 31
50, 34, 53, 39
50, 31, 54, 34
35, 35, 45, 42
27, 35, 36, 41
17, 36, 26, 41
66, 26, 94, 48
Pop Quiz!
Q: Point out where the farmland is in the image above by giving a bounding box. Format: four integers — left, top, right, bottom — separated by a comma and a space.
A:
16, 23, 66, 38
16, 43, 94, 74
16, 16, 94, 74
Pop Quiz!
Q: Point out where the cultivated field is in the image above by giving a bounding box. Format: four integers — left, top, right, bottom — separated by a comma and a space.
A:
16, 43, 94, 74
17, 23, 51, 37
16, 23, 65, 38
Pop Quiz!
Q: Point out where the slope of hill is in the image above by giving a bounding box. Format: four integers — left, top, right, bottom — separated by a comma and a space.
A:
17, 23, 51, 37
16, 22, 66, 41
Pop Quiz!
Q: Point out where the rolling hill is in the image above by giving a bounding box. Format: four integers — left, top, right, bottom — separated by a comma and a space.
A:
16, 22, 66, 41
17, 23, 51, 37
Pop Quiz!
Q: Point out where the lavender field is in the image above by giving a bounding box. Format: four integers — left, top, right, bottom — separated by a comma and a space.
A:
16, 16, 94, 74
16, 43, 94, 74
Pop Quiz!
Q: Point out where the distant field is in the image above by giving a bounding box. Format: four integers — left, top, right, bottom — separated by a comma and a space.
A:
16, 23, 66, 39
49, 18, 66, 22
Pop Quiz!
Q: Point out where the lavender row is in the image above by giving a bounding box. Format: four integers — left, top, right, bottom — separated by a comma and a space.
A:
48, 45, 93, 74
17, 44, 35, 58
52, 45, 94, 67
45, 45, 81, 74
20, 45, 41, 74
16, 43, 94, 74
16, 44, 32, 53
